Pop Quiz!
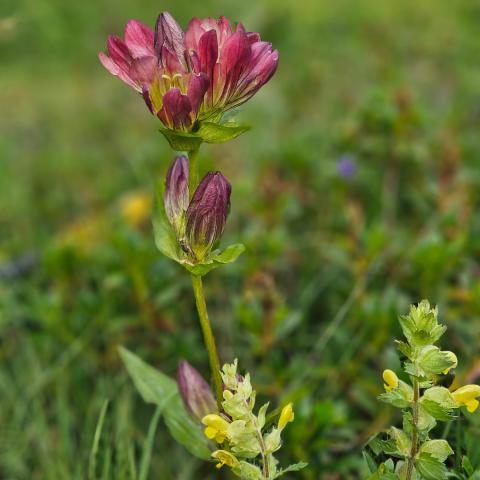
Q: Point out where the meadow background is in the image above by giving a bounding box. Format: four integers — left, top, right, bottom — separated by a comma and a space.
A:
1, 0, 480, 478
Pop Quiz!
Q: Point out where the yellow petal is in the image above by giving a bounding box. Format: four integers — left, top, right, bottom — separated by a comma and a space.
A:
382, 369, 399, 391
212, 450, 238, 468
452, 385, 480, 405
202, 414, 229, 432
466, 399, 479, 413
279, 403, 294, 430
204, 426, 217, 440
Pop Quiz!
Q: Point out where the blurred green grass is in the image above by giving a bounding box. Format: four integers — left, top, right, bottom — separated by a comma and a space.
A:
1, 0, 480, 478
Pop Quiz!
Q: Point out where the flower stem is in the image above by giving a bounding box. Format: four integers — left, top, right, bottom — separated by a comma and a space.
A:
406, 377, 420, 480
188, 147, 200, 199
191, 274, 223, 408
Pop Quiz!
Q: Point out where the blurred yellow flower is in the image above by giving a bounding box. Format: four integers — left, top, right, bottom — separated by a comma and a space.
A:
212, 450, 239, 469
120, 191, 152, 227
452, 384, 480, 413
383, 369, 399, 391
202, 414, 229, 443
278, 402, 294, 430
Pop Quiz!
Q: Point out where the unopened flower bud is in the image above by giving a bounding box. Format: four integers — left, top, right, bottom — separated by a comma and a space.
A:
177, 360, 217, 422
164, 155, 189, 236
185, 172, 231, 260
383, 369, 399, 391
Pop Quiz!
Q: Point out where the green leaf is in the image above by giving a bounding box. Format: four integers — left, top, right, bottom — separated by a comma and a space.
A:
184, 243, 246, 276
463, 456, 475, 476
420, 386, 457, 421
197, 121, 250, 144
152, 210, 182, 262
158, 128, 203, 151
419, 440, 453, 463
274, 462, 308, 478
88, 400, 109, 480
378, 381, 413, 409
363, 450, 378, 473
416, 452, 448, 480
119, 347, 211, 460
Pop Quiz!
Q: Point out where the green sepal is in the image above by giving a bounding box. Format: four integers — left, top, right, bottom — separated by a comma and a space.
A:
118, 347, 211, 460
152, 209, 182, 262
415, 452, 448, 480
158, 128, 203, 152
416, 346, 457, 376
419, 386, 457, 421
197, 121, 250, 144
184, 243, 246, 276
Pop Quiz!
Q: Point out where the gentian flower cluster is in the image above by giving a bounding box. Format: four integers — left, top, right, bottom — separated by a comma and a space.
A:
99, 13, 279, 132
163, 155, 231, 263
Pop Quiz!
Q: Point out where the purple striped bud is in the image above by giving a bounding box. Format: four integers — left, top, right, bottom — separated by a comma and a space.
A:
185, 172, 231, 260
177, 360, 217, 422
164, 155, 189, 236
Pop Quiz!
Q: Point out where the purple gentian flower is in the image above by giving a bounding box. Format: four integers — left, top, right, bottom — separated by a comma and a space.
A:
99, 13, 279, 132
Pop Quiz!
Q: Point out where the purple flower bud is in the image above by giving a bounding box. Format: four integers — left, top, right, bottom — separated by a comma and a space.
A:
185, 172, 231, 260
177, 360, 217, 422
164, 155, 189, 236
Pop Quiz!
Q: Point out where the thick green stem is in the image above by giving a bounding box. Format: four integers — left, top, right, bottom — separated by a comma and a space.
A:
191, 274, 223, 408
188, 147, 200, 199
406, 377, 420, 480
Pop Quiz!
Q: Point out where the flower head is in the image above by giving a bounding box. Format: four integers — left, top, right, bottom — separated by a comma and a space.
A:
383, 369, 399, 391
185, 172, 231, 260
202, 413, 230, 443
278, 403, 294, 430
452, 384, 480, 413
99, 13, 278, 132
164, 155, 189, 237
177, 360, 217, 422
211, 450, 239, 469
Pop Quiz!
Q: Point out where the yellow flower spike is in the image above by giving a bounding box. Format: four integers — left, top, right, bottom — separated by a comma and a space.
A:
202, 414, 230, 443
383, 369, 399, 391
212, 450, 239, 469
452, 385, 480, 413
443, 351, 458, 374
278, 403, 295, 430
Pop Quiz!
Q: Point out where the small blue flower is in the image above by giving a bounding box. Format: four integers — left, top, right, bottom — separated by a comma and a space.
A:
336, 154, 357, 179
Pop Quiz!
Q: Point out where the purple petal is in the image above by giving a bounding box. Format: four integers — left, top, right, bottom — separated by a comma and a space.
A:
124, 20, 155, 58
186, 172, 231, 259
129, 56, 157, 86
187, 73, 209, 117
177, 361, 217, 422
164, 155, 189, 233
154, 12, 186, 70
158, 88, 193, 130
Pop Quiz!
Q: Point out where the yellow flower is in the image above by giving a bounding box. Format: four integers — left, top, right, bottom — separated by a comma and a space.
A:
119, 191, 152, 227
443, 351, 458, 374
452, 385, 480, 413
202, 414, 230, 443
278, 403, 294, 430
383, 369, 399, 391
211, 450, 239, 469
